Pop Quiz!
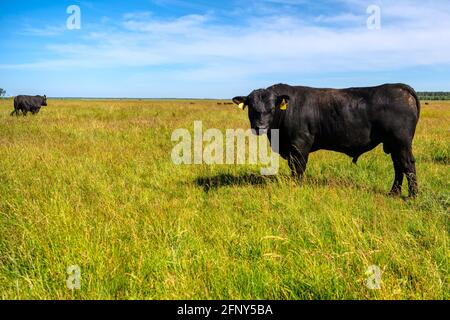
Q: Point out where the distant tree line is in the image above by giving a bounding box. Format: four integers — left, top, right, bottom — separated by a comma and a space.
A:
417, 92, 450, 100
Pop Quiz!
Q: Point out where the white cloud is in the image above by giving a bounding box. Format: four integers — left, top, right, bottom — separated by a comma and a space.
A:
123, 11, 153, 20
19, 25, 66, 36
314, 13, 363, 24
3, 0, 450, 84
123, 13, 210, 34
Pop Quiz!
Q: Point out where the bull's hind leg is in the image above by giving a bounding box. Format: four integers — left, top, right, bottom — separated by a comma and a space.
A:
398, 146, 418, 197
389, 153, 404, 196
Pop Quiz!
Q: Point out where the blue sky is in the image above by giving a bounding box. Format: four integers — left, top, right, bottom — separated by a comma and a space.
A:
0, 0, 449, 98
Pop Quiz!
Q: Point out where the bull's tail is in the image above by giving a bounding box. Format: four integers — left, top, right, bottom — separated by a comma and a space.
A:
399, 84, 421, 120
11, 97, 22, 116
11, 98, 17, 116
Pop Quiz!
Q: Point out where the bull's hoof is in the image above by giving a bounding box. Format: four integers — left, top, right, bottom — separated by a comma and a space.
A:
408, 192, 418, 199
408, 186, 418, 198
388, 189, 402, 197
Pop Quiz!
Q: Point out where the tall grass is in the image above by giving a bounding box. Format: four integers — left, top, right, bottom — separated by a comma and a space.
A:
0, 99, 448, 299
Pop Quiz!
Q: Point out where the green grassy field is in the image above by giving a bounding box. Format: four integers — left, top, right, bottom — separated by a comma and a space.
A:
0, 98, 448, 299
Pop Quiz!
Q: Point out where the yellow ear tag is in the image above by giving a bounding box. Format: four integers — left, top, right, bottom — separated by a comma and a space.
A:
238, 103, 245, 109
280, 99, 288, 110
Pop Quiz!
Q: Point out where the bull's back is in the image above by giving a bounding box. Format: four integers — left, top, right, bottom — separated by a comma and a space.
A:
301, 84, 419, 153
14, 95, 40, 110
313, 84, 419, 130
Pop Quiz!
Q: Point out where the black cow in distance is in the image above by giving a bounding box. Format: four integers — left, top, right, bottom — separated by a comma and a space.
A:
11, 95, 47, 116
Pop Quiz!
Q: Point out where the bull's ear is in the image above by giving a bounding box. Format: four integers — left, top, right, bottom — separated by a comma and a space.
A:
276, 95, 290, 111
232, 96, 247, 110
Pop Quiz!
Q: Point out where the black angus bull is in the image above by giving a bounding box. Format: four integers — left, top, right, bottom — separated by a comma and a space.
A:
11, 95, 47, 116
233, 83, 420, 197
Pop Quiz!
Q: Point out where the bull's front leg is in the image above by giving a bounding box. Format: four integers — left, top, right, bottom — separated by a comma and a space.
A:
288, 139, 312, 181
289, 150, 310, 180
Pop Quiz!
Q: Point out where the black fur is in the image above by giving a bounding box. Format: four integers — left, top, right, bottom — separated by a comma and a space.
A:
233, 83, 420, 197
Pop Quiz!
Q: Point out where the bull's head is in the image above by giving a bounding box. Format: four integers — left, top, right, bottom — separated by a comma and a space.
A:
41, 95, 47, 106
233, 89, 289, 135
